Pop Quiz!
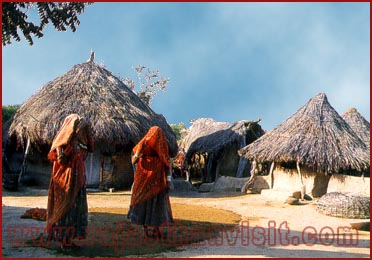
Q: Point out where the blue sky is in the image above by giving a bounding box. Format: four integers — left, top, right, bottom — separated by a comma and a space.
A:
2, 2, 370, 131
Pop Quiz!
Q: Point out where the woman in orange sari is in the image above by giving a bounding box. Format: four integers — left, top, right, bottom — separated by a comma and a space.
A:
46, 114, 94, 247
128, 126, 173, 239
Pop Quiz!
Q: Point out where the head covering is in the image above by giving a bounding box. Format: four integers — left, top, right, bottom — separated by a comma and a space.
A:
130, 126, 170, 206
48, 114, 90, 161
133, 126, 170, 167
49, 114, 80, 154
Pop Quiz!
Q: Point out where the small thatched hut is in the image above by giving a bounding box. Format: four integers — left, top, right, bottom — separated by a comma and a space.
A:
180, 118, 231, 152
183, 118, 264, 182
341, 108, 370, 150
4, 56, 177, 190
238, 93, 370, 197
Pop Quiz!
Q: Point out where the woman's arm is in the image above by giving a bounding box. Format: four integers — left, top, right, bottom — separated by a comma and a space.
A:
131, 141, 146, 165
131, 152, 142, 165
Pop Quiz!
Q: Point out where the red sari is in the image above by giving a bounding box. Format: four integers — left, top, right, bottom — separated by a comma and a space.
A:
129, 126, 173, 226
46, 114, 93, 242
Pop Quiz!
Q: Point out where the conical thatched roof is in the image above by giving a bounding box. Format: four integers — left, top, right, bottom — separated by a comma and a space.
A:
179, 118, 231, 152
7, 60, 178, 156
185, 119, 264, 162
341, 108, 370, 150
238, 93, 369, 173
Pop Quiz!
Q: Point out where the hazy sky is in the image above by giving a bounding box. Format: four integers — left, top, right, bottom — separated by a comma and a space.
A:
2, 2, 370, 131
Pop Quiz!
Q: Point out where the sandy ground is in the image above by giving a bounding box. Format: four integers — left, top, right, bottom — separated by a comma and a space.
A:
1, 181, 370, 258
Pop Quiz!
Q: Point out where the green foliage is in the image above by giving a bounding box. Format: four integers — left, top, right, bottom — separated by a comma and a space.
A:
2, 2, 92, 46
122, 65, 170, 105
170, 122, 187, 141
2, 105, 20, 125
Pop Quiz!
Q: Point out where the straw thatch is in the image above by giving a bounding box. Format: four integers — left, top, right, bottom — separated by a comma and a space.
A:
238, 93, 369, 173
185, 119, 264, 162
181, 118, 264, 182
315, 192, 370, 219
6, 59, 178, 156
180, 118, 231, 152
341, 108, 370, 150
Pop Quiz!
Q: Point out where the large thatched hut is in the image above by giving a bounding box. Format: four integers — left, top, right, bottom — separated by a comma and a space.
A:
238, 93, 370, 197
341, 108, 370, 150
182, 118, 264, 182
4, 56, 178, 190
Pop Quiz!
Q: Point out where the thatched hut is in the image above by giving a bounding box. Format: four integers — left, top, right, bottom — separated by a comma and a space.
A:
238, 93, 370, 197
183, 118, 264, 182
180, 118, 231, 152
341, 108, 370, 150
177, 118, 230, 180
4, 56, 178, 190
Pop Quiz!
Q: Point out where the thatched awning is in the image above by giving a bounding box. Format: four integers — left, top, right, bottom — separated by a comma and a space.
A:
179, 118, 230, 152
185, 119, 264, 162
7, 60, 178, 156
341, 108, 370, 150
238, 93, 369, 173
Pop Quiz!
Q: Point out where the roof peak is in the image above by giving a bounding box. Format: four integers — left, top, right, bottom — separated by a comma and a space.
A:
345, 107, 358, 114
88, 49, 95, 63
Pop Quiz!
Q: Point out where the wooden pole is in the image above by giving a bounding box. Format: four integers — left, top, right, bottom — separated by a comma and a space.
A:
296, 160, 305, 200
268, 161, 275, 189
18, 138, 30, 183
241, 159, 257, 193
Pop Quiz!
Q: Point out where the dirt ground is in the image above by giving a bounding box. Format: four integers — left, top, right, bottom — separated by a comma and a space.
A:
1, 180, 370, 258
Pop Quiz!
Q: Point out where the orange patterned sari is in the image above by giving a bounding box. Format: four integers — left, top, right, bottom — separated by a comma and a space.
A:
130, 126, 170, 207
46, 114, 93, 235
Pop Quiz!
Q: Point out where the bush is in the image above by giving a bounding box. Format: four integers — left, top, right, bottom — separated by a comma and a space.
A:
2, 104, 20, 124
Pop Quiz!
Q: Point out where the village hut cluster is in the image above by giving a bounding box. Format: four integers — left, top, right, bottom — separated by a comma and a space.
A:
238, 93, 370, 198
3, 56, 177, 191
3, 56, 370, 220
178, 118, 265, 183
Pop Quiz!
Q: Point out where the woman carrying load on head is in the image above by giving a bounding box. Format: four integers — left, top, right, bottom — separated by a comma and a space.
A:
128, 126, 173, 239
46, 114, 94, 247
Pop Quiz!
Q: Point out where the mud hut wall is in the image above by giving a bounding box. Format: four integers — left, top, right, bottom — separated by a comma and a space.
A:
218, 147, 250, 178
22, 149, 101, 189
111, 152, 134, 190
20, 153, 52, 188
4, 151, 24, 175
189, 146, 251, 182
100, 155, 114, 190
327, 174, 370, 195
271, 166, 331, 198
85, 149, 101, 188
25, 149, 135, 190
213, 175, 270, 192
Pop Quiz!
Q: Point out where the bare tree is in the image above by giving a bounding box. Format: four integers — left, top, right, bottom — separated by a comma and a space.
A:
123, 65, 170, 105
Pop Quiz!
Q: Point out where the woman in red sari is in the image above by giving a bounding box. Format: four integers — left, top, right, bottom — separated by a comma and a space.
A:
128, 126, 173, 239
46, 114, 94, 247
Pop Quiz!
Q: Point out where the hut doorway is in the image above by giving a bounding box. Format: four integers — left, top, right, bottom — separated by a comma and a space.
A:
85, 149, 101, 188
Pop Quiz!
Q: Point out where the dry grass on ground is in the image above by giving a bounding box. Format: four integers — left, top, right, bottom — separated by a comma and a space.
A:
30, 203, 241, 257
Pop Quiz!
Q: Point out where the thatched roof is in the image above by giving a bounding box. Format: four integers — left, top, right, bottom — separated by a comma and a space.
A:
179, 118, 231, 152
341, 108, 370, 150
238, 93, 369, 173
185, 119, 264, 162
6, 59, 178, 156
